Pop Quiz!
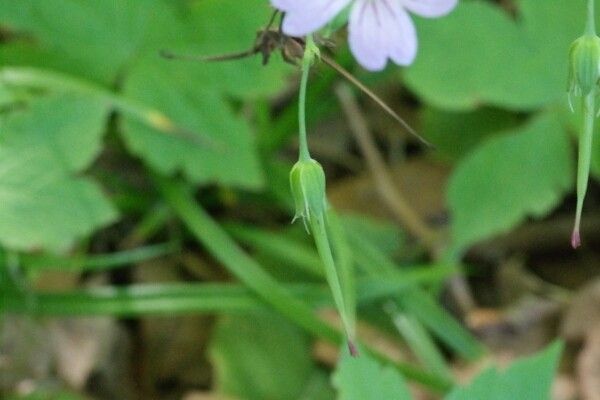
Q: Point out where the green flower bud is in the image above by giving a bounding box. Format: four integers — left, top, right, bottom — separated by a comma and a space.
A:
289, 158, 327, 230
568, 33, 600, 100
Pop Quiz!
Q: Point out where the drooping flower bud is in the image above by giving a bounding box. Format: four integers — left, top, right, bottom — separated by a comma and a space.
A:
568, 0, 600, 249
289, 158, 327, 231
568, 34, 600, 101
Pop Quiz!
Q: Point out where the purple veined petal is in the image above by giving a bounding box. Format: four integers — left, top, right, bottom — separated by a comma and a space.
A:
400, 0, 458, 18
279, 0, 352, 37
349, 0, 417, 71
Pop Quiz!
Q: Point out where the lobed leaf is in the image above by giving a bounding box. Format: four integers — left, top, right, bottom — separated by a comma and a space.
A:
0, 94, 116, 251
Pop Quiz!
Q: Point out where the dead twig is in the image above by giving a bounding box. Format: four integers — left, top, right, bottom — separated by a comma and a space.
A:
334, 83, 439, 253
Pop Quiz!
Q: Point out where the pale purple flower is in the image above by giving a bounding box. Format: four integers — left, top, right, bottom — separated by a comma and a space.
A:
271, 0, 457, 71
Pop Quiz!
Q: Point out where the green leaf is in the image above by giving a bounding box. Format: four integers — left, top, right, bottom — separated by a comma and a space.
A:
182, 0, 292, 98
298, 370, 336, 400
405, 0, 589, 110
0, 0, 151, 84
447, 113, 574, 257
444, 341, 563, 400
122, 61, 264, 189
333, 346, 413, 400
421, 107, 518, 162
0, 94, 116, 251
209, 312, 313, 400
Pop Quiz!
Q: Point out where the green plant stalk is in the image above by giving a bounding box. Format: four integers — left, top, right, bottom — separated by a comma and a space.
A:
3, 274, 453, 317
310, 212, 356, 354
298, 40, 312, 162
572, 92, 595, 248
326, 209, 357, 348
388, 311, 453, 380
293, 37, 357, 354
156, 176, 451, 392
225, 223, 323, 278
588, 0, 596, 36
346, 229, 484, 361
5, 284, 265, 316
156, 175, 339, 343
20, 242, 176, 272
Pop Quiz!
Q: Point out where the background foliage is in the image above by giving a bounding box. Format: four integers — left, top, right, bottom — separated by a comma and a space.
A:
1, 0, 597, 399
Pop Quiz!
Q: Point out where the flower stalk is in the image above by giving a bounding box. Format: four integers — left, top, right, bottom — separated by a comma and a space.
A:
290, 36, 357, 355
568, 0, 600, 248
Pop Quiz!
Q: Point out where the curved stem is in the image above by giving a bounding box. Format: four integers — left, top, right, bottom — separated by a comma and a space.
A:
572, 92, 595, 248
298, 37, 313, 161
310, 212, 357, 354
587, 0, 596, 35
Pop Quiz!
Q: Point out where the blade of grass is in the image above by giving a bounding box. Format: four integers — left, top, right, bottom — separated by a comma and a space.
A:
385, 305, 453, 380
348, 230, 484, 360
225, 223, 323, 278
327, 209, 357, 352
3, 274, 457, 318
156, 174, 340, 342
5, 284, 264, 316
20, 242, 177, 272
155, 175, 451, 392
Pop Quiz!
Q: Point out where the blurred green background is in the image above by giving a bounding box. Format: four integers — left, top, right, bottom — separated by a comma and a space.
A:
1, 0, 598, 399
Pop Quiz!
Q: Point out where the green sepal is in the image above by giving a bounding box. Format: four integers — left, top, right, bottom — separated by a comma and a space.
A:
568, 34, 600, 99
289, 158, 327, 231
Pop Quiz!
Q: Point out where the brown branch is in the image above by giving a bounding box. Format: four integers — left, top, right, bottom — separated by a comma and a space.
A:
334, 83, 440, 253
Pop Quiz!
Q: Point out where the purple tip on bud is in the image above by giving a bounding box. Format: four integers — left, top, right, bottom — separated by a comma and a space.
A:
571, 229, 581, 249
348, 341, 359, 357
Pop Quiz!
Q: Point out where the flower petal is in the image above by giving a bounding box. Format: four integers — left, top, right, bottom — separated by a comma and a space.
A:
270, 0, 303, 12
278, 0, 352, 36
349, 0, 417, 71
400, 0, 457, 18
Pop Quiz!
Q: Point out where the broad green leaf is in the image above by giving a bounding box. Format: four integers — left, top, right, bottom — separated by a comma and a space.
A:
333, 346, 413, 400
182, 0, 292, 98
0, 0, 151, 84
209, 312, 313, 400
298, 370, 336, 400
447, 113, 574, 257
121, 60, 264, 189
405, 1, 590, 110
405, 2, 525, 110
445, 342, 563, 400
421, 107, 518, 162
0, 94, 116, 251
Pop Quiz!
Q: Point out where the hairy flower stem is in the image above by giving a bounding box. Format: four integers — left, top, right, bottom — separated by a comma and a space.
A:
572, 92, 595, 248
297, 39, 313, 162
293, 36, 357, 355
588, 0, 596, 35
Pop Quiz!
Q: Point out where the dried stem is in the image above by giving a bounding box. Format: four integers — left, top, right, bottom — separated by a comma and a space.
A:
334, 83, 439, 253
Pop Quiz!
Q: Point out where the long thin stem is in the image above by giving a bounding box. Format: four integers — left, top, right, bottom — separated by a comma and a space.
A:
298, 38, 313, 161
155, 176, 452, 392
310, 212, 356, 354
572, 92, 595, 248
587, 0, 596, 35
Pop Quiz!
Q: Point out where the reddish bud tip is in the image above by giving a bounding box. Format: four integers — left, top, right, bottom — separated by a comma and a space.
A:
348, 341, 359, 357
571, 229, 581, 249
